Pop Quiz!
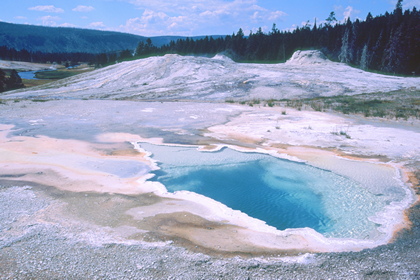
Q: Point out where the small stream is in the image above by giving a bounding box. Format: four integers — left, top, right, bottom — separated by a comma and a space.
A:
18, 69, 54, 80
18, 70, 39, 80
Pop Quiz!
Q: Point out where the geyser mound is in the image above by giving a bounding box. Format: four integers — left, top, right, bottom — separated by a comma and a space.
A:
3, 50, 419, 101
286, 50, 329, 65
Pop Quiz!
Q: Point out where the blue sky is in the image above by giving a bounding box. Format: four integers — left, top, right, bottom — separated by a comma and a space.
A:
1, 0, 419, 36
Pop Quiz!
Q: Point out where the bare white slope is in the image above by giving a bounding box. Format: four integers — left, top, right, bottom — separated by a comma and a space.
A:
3, 50, 419, 100
0, 60, 56, 71
285, 50, 329, 65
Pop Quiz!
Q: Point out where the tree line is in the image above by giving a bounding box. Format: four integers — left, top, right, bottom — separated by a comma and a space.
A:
135, 2, 419, 76
0, 1, 418, 76
0, 46, 135, 68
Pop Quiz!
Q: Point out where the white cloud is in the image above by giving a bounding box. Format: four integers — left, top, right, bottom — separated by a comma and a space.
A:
251, 11, 262, 21
343, 6, 359, 20
39, 15, 61, 26
119, 10, 191, 36
141, 9, 169, 23
14, 16, 27, 20
72, 5, 95, 12
29, 5, 64, 13
59, 23, 77, 27
269, 11, 287, 21
119, 0, 286, 36
334, 5, 360, 22
402, 0, 420, 9
89, 22, 106, 28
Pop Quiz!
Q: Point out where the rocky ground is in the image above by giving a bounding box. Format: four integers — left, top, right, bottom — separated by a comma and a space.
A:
0, 52, 419, 279
0, 180, 419, 280
0, 99, 418, 279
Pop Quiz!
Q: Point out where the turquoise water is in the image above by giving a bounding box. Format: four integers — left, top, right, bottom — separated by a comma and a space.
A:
153, 159, 332, 232
18, 71, 38, 80
141, 143, 396, 238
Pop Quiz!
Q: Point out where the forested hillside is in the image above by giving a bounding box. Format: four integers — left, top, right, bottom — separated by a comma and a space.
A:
0, 1, 418, 75
137, 3, 419, 76
0, 22, 146, 54
0, 21, 216, 54
0, 21, 222, 67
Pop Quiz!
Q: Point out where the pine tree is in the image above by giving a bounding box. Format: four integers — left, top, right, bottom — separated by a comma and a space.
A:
0, 69, 6, 92
382, 23, 405, 73
396, 0, 403, 12
232, 28, 246, 57
326, 11, 338, 26
339, 19, 354, 64
135, 41, 145, 56
6, 69, 24, 89
360, 44, 370, 69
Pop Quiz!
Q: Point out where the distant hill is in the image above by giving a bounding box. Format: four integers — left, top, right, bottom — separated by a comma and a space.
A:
0, 21, 219, 54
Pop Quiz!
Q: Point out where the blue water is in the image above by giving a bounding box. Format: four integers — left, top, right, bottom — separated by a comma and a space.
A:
141, 143, 394, 238
18, 71, 38, 80
153, 159, 332, 232
18, 69, 54, 80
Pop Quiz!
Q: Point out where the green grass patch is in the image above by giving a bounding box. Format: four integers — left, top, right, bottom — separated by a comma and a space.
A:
35, 70, 78, 79
33, 66, 93, 80
31, 99, 49, 102
284, 90, 420, 120
21, 78, 53, 88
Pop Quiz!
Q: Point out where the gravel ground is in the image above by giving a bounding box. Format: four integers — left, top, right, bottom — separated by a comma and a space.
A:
0, 181, 419, 280
0, 99, 419, 279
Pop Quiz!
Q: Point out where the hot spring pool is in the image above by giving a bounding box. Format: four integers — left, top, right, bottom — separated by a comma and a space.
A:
140, 142, 408, 239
